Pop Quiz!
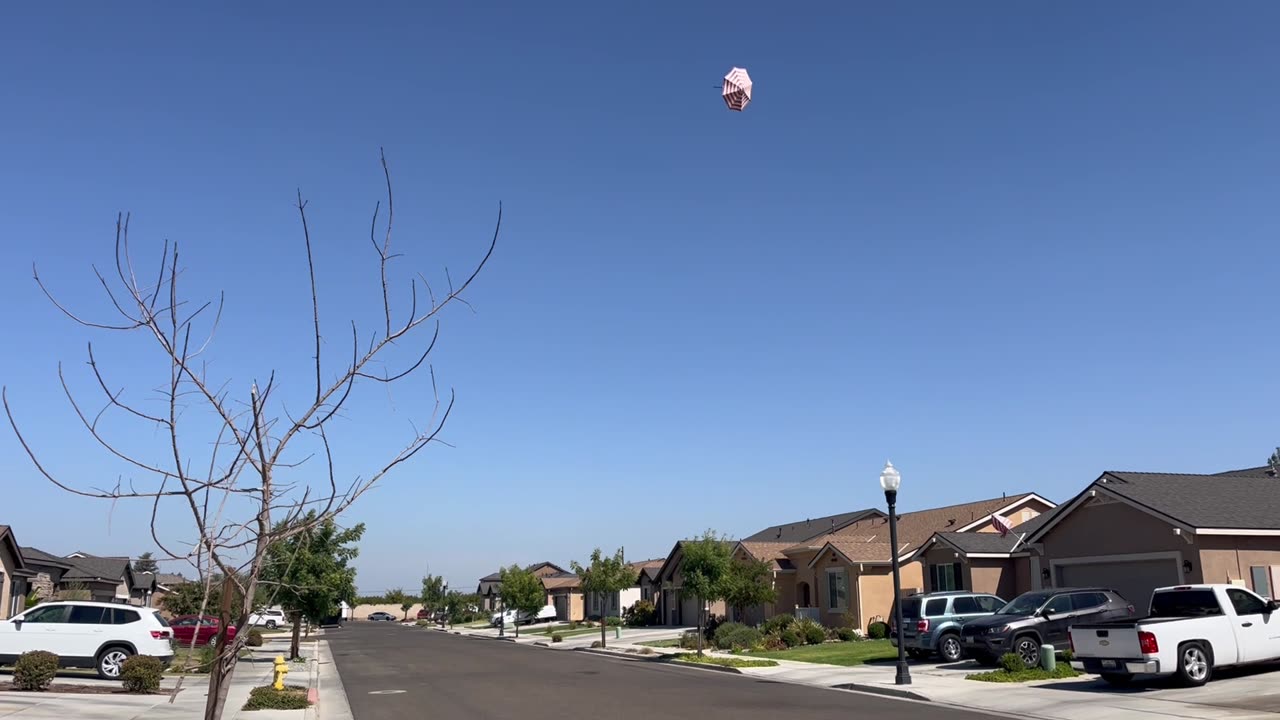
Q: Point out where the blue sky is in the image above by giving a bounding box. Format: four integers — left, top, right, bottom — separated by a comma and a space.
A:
2, 2, 1278, 594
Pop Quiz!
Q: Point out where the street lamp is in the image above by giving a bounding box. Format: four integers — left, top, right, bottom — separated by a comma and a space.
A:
880, 460, 912, 686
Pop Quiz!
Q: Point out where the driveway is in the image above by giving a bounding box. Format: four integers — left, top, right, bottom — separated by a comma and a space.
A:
327, 623, 1008, 720
1040, 661, 1280, 715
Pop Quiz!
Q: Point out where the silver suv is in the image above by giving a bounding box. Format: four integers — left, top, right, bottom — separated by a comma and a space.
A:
891, 591, 1006, 662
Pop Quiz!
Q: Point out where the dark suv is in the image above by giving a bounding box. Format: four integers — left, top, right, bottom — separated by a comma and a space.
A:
960, 587, 1133, 668
892, 592, 1006, 662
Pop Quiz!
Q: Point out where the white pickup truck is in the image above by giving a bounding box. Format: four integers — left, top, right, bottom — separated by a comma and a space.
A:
1069, 584, 1280, 687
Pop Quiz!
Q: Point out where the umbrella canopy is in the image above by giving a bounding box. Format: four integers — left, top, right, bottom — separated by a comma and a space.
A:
722, 67, 752, 111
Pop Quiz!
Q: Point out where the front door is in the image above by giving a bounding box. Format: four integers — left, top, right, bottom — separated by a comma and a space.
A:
1226, 588, 1277, 663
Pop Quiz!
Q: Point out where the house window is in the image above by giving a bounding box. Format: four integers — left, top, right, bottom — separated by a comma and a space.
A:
826, 570, 848, 611
929, 563, 964, 592
1250, 567, 1272, 599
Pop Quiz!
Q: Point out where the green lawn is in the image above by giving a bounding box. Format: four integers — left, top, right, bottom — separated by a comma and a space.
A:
748, 639, 898, 666
523, 625, 599, 638
638, 638, 682, 648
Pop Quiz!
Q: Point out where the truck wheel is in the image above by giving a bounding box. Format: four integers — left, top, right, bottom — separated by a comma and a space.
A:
1101, 672, 1133, 686
938, 634, 963, 663
266, 620, 277, 630
1176, 642, 1212, 687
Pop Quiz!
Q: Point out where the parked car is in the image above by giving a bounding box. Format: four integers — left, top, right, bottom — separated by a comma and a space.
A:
0, 601, 174, 679
416, 608, 435, 620
522, 605, 557, 624
1070, 584, 1280, 687
490, 609, 519, 627
367, 611, 397, 622
891, 592, 1006, 662
170, 615, 238, 647
248, 609, 287, 629
961, 587, 1133, 667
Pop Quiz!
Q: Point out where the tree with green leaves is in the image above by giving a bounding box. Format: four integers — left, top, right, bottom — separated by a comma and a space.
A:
260, 512, 364, 659
444, 591, 480, 626
133, 552, 159, 574
679, 530, 732, 655
497, 565, 544, 638
421, 575, 447, 617
572, 547, 636, 648
723, 555, 777, 624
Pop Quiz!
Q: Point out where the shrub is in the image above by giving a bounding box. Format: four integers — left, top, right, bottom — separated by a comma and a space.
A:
624, 600, 657, 627
243, 685, 311, 711
551, 633, 563, 643
583, 621, 595, 628
713, 622, 763, 651
678, 631, 702, 650
415, 620, 429, 627
867, 621, 888, 640
567, 621, 579, 630
762, 632, 788, 651
761, 614, 794, 634
1000, 652, 1026, 673
778, 628, 802, 648
793, 617, 826, 646
836, 627, 859, 642
1060, 649, 1075, 662
120, 655, 164, 694
13, 650, 59, 691
246, 629, 265, 646
605, 616, 623, 627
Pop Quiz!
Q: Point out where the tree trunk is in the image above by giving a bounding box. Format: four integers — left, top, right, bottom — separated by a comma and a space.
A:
696, 598, 704, 656
290, 612, 302, 660
600, 594, 607, 649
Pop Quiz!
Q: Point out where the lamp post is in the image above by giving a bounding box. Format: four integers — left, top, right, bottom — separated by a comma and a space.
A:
880, 460, 912, 686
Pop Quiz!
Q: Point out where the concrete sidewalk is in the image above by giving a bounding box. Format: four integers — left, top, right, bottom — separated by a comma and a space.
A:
0, 636, 350, 720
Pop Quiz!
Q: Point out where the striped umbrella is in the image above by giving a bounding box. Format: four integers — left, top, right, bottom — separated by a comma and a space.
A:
722, 67, 752, 111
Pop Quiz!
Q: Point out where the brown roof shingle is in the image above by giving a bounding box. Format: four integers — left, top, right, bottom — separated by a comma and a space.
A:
541, 576, 581, 590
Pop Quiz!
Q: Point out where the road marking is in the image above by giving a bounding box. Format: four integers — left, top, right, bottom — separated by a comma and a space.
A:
368, 690, 407, 695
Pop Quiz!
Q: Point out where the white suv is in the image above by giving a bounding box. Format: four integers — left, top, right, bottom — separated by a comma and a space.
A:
248, 609, 287, 629
0, 601, 174, 679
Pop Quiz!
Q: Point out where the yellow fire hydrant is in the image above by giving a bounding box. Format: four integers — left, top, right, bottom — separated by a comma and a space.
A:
273, 655, 289, 690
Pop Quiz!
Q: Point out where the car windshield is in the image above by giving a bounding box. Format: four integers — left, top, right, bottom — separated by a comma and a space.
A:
997, 592, 1054, 616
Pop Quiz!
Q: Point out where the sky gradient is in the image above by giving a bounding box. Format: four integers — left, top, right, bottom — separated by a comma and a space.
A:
1, 2, 1278, 594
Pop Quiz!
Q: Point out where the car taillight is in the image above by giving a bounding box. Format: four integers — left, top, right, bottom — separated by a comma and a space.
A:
1138, 631, 1158, 654
916, 619, 930, 633
150, 630, 171, 639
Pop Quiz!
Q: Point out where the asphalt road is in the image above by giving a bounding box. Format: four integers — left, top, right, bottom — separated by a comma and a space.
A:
327, 624, 1008, 720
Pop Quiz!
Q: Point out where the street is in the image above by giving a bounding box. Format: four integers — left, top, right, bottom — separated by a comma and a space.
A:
327, 624, 1008, 720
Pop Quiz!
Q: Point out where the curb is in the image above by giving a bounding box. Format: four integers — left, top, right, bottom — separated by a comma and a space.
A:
575, 647, 662, 662
663, 659, 744, 674
830, 682, 932, 703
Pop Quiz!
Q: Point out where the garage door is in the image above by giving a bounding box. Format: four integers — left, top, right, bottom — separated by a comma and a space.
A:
1057, 559, 1180, 610
680, 596, 701, 626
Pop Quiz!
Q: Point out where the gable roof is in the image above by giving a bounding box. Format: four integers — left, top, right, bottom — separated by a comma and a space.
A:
0, 526, 26, 570
541, 576, 581, 591
155, 573, 188, 588
742, 509, 884, 545
20, 546, 74, 570
908, 504, 1065, 559
736, 541, 798, 571
1026, 470, 1280, 541
810, 539, 911, 567
62, 555, 133, 584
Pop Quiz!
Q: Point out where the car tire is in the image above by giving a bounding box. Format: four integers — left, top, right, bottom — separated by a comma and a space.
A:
1013, 635, 1041, 669
1176, 642, 1212, 687
938, 634, 963, 663
906, 648, 928, 660
1101, 672, 1134, 686
266, 620, 277, 630
97, 645, 133, 680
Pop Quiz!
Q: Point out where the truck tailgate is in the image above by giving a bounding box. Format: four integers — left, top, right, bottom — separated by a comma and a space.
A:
1071, 625, 1142, 658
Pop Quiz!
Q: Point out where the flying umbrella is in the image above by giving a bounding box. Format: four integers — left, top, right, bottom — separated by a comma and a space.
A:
721, 67, 752, 111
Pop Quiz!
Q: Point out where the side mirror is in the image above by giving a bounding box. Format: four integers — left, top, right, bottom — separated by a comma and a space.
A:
11, 619, 22, 630
1267, 600, 1279, 613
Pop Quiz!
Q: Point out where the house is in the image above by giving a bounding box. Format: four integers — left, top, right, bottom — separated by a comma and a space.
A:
542, 575, 584, 621
634, 560, 663, 605
719, 494, 1055, 631
1016, 467, 1280, 608
148, 572, 189, 611
582, 559, 660, 621
21, 548, 140, 605
0, 526, 35, 620
651, 541, 730, 627
475, 562, 571, 612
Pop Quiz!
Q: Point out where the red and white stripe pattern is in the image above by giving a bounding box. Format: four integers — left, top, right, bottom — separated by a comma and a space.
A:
991, 512, 1014, 538
722, 67, 753, 111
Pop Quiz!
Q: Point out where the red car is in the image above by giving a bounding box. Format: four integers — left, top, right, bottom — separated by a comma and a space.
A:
170, 615, 238, 646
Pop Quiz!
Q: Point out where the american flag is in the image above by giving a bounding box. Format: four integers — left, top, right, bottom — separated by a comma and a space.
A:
991, 512, 1014, 538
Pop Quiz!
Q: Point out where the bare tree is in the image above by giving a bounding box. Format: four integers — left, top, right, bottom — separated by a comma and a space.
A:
3, 150, 498, 720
